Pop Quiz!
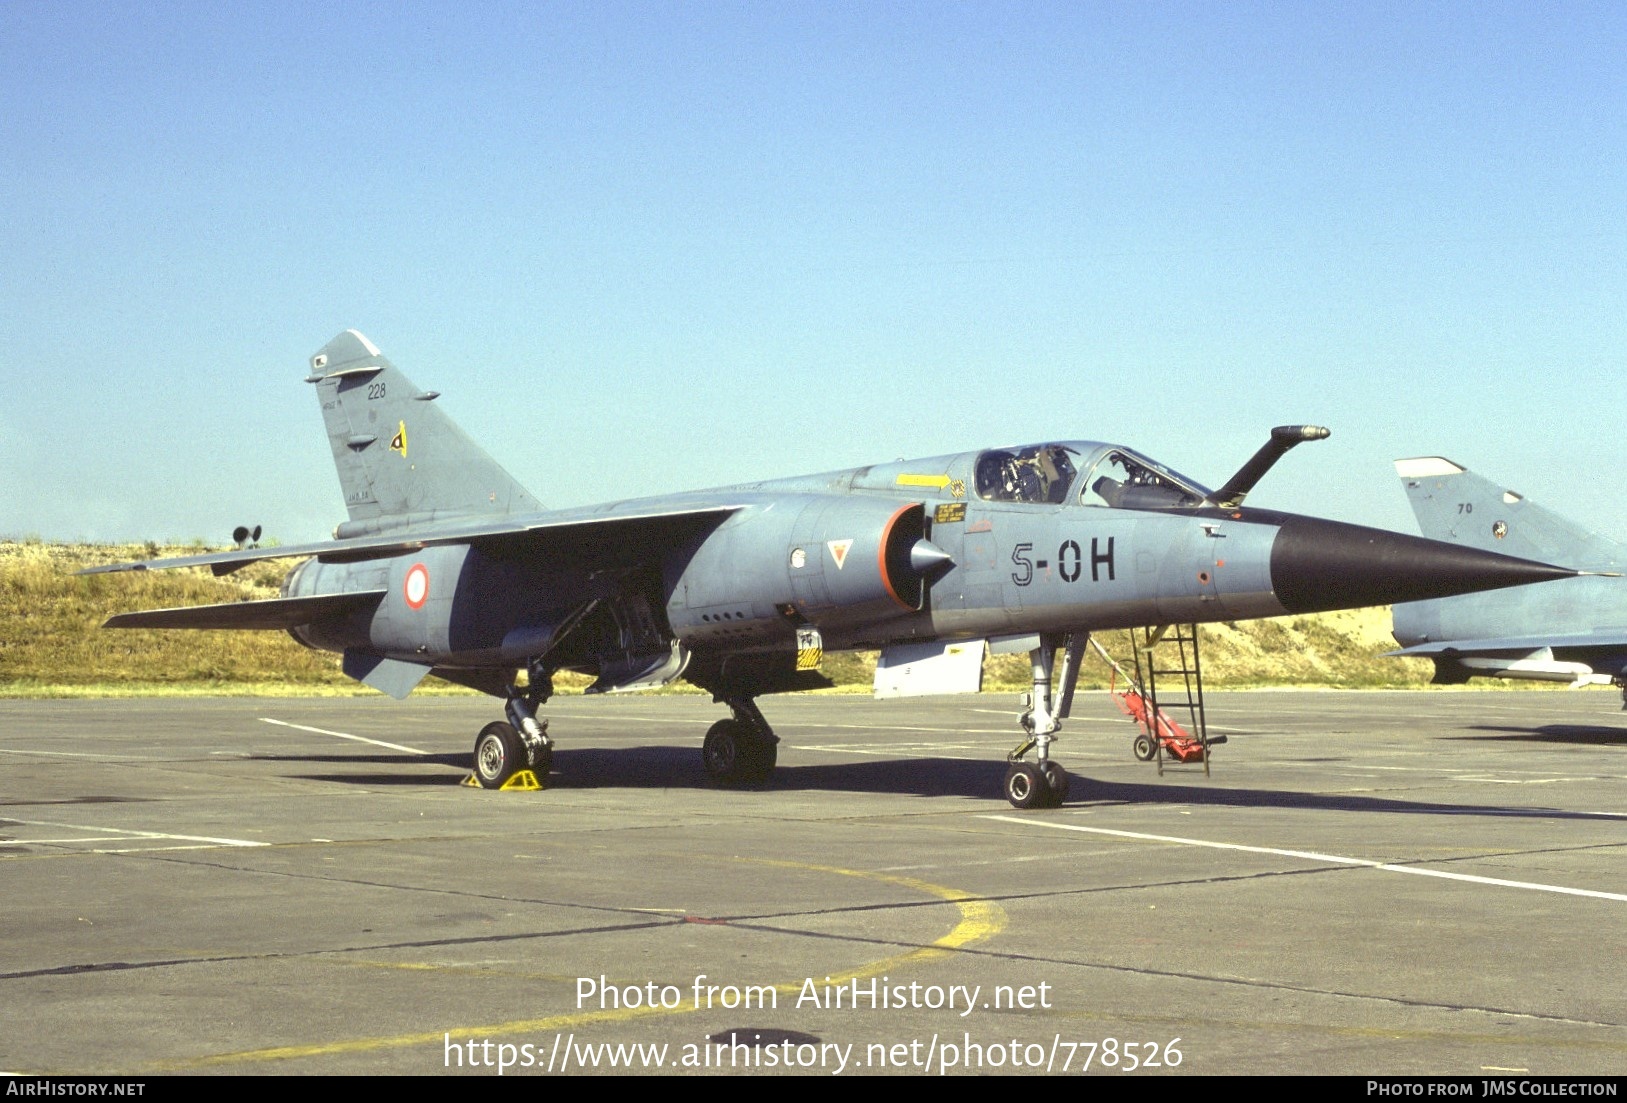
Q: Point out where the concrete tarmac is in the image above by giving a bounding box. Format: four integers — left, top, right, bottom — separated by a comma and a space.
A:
2, 689, 1623, 1076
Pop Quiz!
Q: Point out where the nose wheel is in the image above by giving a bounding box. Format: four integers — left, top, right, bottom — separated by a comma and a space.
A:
1004, 760, 1069, 809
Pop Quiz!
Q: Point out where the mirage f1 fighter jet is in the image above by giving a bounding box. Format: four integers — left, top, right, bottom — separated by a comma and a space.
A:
91, 332, 1577, 807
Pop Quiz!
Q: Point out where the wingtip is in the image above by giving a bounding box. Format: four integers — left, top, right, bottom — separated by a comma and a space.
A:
77, 562, 148, 576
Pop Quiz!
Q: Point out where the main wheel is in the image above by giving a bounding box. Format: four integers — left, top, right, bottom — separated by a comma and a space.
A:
473, 721, 527, 789
1132, 733, 1157, 761
1004, 762, 1049, 809
703, 719, 776, 784
1041, 761, 1069, 804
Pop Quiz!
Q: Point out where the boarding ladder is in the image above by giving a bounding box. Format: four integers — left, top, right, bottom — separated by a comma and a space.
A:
1091, 625, 1219, 775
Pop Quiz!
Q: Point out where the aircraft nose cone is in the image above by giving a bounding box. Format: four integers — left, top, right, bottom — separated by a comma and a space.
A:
1269, 516, 1576, 614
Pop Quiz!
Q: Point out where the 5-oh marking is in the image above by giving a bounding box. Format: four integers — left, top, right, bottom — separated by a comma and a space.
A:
403, 562, 430, 610
1011, 538, 1116, 587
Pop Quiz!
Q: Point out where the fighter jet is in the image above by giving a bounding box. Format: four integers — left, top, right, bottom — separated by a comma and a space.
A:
89, 332, 1577, 807
1389, 457, 1627, 701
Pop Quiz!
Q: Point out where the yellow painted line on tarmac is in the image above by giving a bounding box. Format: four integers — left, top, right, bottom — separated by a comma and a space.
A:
737, 857, 1007, 958
147, 858, 1006, 1070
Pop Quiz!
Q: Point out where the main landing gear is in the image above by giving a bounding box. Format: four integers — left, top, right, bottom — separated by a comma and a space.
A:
1003, 633, 1088, 809
467, 676, 781, 791
470, 678, 555, 790
702, 697, 779, 785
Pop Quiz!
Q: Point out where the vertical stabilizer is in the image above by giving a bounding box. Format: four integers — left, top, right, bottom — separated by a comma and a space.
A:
1395, 457, 1622, 569
308, 331, 543, 529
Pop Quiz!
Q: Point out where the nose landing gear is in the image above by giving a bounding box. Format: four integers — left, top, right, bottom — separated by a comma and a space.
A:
1002, 633, 1087, 808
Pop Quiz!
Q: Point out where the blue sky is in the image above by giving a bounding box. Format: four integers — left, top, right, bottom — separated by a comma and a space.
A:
4, 2, 1624, 545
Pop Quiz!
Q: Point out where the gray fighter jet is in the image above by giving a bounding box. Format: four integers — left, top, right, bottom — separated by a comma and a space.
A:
1389, 457, 1627, 701
90, 332, 1577, 807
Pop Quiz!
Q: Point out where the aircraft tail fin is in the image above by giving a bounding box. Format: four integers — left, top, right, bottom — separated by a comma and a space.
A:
307, 331, 543, 531
1394, 457, 1622, 570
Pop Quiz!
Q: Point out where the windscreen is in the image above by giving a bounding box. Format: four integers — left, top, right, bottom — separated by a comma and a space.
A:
1078, 448, 1210, 510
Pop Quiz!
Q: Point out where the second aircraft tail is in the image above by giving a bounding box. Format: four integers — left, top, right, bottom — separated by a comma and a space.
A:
1394, 457, 1622, 570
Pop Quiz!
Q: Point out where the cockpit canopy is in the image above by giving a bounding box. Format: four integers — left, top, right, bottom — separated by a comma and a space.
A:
973, 442, 1211, 510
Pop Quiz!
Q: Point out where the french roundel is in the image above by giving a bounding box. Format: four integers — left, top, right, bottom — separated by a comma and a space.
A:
403, 563, 430, 610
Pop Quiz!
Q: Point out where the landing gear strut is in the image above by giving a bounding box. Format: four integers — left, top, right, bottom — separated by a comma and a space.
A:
702, 697, 779, 785
1004, 633, 1086, 808
470, 675, 555, 790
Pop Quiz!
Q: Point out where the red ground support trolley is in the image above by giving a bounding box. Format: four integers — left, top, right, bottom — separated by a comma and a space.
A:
1089, 629, 1225, 771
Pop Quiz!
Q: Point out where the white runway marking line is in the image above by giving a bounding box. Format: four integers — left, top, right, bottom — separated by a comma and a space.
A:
8, 820, 267, 848
982, 817, 1627, 902
259, 717, 429, 755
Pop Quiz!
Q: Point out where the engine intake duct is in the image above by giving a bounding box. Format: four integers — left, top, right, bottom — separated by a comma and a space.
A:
880, 503, 951, 611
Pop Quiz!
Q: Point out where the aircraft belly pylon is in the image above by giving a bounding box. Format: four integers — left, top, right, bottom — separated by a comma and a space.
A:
90, 332, 1579, 807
